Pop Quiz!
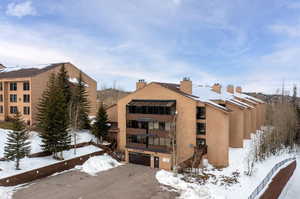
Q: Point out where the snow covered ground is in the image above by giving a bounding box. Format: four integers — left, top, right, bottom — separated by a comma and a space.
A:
278, 149, 300, 199
156, 133, 295, 199
0, 145, 102, 179
0, 129, 98, 157
76, 153, 122, 176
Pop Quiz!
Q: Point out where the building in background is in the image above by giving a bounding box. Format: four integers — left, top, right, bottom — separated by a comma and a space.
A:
0, 62, 97, 126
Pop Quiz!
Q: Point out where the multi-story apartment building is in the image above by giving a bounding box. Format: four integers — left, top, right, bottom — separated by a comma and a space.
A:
111, 78, 265, 170
0, 62, 97, 126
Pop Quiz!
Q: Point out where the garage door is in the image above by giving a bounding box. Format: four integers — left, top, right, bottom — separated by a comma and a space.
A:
129, 152, 151, 166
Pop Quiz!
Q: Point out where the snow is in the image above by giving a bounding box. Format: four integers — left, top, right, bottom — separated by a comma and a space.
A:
156, 171, 212, 199
0, 186, 14, 199
0, 145, 102, 179
68, 77, 89, 87
0, 129, 98, 158
186, 85, 257, 111
76, 154, 122, 176
156, 131, 295, 199
278, 150, 300, 199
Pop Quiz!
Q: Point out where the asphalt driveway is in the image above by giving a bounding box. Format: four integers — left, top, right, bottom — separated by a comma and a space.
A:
13, 164, 178, 199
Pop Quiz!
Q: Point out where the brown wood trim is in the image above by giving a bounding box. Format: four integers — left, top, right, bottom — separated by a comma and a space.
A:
126, 113, 174, 122
126, 128, 146, 135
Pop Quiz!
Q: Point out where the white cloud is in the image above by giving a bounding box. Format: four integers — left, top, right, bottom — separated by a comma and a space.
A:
6, 1, 36, 18
270, 24, 300, 37
173, 0, 181, 6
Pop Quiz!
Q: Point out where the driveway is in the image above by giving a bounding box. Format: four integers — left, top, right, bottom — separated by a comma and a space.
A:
13, 164, 178, 199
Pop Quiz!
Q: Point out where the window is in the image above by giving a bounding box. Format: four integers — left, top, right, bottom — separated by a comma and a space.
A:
128, 105, 172, 115
10, 82, 17, 91
165, 122, 171, 131
10, 94, 17, 102
0, 106, 3, 113
23, 106, 30, 115
126, 135, 146, 145
197, 123, 206, 135
0, 94, 3, 102
153, 121, 159, 130
196, 138, 206, 147
0, 82, 2, 91
196, 107, 206, 119
148, 136, 171, 147
23, 94, 30, 103
10, 106, 18, 114
23, 82, 30, 90
219, 104, 226, 107
159, 122, 165, 130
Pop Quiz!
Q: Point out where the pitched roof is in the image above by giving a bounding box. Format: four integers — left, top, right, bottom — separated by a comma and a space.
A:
0, 63, 67, 79
153, 82, 230, 112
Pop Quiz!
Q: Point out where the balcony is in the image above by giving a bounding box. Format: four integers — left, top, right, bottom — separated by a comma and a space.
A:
126, 113, 175, 122
126, 128, 146, 135
126, 143, 171, 153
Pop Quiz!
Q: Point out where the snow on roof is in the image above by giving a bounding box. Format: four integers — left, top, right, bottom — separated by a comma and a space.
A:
68, 77, 89, 87
238, 93, 264, 103
189, 85, 250, 111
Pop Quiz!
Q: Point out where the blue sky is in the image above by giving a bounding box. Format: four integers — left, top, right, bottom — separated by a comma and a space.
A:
0, 0, 300, 94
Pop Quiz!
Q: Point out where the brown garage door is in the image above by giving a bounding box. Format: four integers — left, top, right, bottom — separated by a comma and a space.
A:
129, 152, 151, 166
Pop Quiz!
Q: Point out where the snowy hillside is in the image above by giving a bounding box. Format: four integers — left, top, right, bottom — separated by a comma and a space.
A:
157, 134, 295, 199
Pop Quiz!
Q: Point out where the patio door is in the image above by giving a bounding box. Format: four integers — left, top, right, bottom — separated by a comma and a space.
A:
154, 156, 159, 168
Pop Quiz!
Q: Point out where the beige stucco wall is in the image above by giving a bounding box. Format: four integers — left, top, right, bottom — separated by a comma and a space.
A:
106, 104, 118, 122
206, 105, 229, 167
243, 109, 252, 139
31, 63, 97, 125
117, 83, 197, 165
226, 103, 244, 148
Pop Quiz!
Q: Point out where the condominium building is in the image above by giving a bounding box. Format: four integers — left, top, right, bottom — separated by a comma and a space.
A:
110, 78, 265, 170
0, 62, 97, 126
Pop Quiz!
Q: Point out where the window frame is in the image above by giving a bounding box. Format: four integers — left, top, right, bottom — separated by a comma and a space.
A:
23, 94, 30, 103
9, 82, 17, 91
9, 94, 17, 102
23, 106, 30, 115
23, 82, 30, 91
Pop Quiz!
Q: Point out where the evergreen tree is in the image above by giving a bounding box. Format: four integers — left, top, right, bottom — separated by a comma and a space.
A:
37, 73, 71, 159
92, 104, 109, 143
57, 64, 72, 104
75, 72, 90, 129
4, 112, 31, 170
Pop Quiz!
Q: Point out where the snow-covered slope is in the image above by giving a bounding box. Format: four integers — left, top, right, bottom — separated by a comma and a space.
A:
156, 133, 294, 199
0, 129, 97, 157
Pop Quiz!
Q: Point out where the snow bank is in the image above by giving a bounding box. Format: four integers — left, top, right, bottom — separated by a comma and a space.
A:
0, 145, 102, 179
156, 170, 213, 199
156, 130, 295, 199
77, 154, 122, 176
0, 186, 14, 199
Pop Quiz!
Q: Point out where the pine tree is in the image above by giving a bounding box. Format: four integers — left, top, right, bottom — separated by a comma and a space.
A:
75, 72, 90, 129
4, 112, 31, 170
57, 64, 72, 104
92, 104, 110, 143
37, 73, 71, 159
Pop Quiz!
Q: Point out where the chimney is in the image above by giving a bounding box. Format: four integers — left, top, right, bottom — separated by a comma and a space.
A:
180, 77, 192, 95
227, 85, 234, 94
236, 86, 242, 93
212, 83, 221, 93
136, 79, 147, 90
